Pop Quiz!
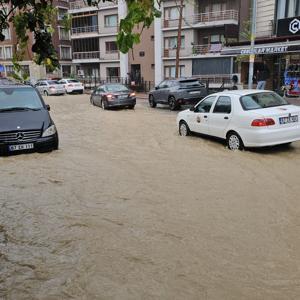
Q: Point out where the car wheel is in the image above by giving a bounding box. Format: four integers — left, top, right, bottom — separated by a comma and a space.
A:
101, 100, 106, 110
168, 96, 178, 111
90, 97, 94, 105
227, 132, 244, 151
179, 121, 190, 136
149, 95, 157, 108
44, 90, 49, 96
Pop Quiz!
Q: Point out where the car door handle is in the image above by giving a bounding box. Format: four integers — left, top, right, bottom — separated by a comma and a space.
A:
204, 115, 208, 118
224, 116, 229, 120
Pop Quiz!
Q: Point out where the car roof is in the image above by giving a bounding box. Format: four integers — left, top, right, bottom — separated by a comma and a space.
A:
211, 89, 274, 97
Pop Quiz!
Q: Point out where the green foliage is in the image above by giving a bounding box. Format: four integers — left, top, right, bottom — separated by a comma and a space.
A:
0, 0, 162, 69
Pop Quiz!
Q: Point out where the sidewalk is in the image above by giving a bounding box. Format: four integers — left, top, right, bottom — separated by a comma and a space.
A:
136, 93, 148, 99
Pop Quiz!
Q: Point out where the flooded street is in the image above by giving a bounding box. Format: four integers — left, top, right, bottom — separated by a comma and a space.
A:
1, 94, 300, 300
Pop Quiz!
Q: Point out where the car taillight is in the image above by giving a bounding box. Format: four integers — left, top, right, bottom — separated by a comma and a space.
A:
130, 92, 136, 97
251, 118, 275, 127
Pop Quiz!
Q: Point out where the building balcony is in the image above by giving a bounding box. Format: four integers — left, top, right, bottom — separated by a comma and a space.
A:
69, 0, 117, 12
103, 50, 120, 60
73, 51, 101, 62
163, 44, 222, 58
71, 25, 99, 37
163, 10, 239, 29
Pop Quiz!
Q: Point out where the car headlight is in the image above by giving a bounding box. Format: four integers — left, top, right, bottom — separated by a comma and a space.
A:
42, 125, 57, 137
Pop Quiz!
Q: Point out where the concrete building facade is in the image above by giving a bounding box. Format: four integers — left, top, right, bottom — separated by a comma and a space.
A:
154, 0, 251, 85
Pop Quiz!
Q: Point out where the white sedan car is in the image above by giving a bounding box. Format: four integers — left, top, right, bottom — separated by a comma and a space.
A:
176, 90, 300, 150
58, 79, 84, 94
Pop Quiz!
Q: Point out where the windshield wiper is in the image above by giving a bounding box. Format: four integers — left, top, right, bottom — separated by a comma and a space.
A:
0, 107, 41, 112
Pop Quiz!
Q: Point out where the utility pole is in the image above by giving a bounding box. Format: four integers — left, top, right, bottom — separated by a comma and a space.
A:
175, 0, 184, 78
248, 0, 257, 89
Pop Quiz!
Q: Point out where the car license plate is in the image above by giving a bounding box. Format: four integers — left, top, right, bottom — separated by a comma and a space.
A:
279, 115, 298, 124
190, 91, 200, 94
118, 95, 127, 99
9, 143, 34, 151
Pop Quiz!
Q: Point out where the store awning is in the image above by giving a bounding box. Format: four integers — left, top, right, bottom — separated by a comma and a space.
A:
221, 42, 300, 56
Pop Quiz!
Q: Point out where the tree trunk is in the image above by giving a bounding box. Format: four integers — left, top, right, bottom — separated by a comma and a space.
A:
175, 0, 184, 79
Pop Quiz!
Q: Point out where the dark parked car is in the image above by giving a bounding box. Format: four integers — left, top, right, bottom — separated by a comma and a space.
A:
0, 83, 59, 155
90, 83, 136, 109
148, 78, 207, 110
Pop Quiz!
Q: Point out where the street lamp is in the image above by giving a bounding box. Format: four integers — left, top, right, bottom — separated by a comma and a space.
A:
248, 0, 257, 89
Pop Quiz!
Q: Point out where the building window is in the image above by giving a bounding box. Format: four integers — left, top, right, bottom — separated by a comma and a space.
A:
277, 0, 300, 19
164, 36, 185, 49
151, 35, 154, 41
104, 15, 118, 27
164, 65, 185, 78
164, 6, 181, 20
5, 65, 14, 76
151, 64, 155, 69
58, 8, 68, 20
59, 27, 70, 40
4, 46, 12, 59
105, 41, 118, 53
21, 65, 30, 77
62, 65, 71, 77
60, 46, 72, 59
0, 47, 3, 59
2, 28, 10, 40
139, 51, 145, 57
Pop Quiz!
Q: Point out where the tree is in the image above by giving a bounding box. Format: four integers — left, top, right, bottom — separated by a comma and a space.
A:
0, 0, 161, 71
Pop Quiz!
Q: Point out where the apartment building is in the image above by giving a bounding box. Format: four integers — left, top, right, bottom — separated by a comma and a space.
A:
222, 0, 300, 90
154, 0, 251, 85
0, 0, 72, 80
69, 0, 155, 82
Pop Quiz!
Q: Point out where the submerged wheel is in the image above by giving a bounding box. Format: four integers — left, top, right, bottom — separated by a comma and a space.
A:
44, 90, 49, 96
179, 121, 190, 136
227, 132, 244, 151
168, 96, 178, 111
149, 95, 157, 108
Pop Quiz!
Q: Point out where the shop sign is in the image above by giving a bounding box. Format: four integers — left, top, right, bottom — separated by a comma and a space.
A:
240, 46, 288, 55
277, 16, 300, 37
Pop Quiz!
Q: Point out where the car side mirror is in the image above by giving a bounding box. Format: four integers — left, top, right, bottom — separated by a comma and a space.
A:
155, 86, 159, 90
46, 104, 50, 111
190, 106, 196, 112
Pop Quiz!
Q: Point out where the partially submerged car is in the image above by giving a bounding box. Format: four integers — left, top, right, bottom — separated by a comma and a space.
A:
177, 90, 300, 150
148, 78, 207, 110
90, 83, 136, 109
0, 83, 59, 155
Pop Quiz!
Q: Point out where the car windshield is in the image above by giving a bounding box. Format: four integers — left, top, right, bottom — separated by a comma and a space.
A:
0, 87, 43, 110
240, 92, 289, 110
105, 84, 129, 92
47, 80, 59, 84
179, 80, 202, 88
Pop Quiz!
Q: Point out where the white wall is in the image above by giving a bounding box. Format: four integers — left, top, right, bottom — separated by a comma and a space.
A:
256, 0, 276, 38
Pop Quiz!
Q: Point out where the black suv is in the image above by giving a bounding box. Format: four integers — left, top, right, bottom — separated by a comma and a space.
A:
148, 78, 207, 110
0, 82, 59, 155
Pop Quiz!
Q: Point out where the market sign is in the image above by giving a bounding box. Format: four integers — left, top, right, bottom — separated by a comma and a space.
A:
277, 16, 300, 37
221, 44, 300, 56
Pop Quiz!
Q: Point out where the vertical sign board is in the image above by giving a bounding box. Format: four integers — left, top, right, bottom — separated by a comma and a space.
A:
277, 17, 300, 37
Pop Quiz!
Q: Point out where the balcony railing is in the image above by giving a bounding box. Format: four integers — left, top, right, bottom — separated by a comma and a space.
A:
70, 0, 117, 10
73, 51, 101, 60
71, 25, 99, 35
163, 10, 239, 28
163, 44, 222, 57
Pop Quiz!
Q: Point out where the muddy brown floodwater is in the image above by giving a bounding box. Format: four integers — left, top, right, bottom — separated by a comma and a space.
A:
1, 94, 300, 300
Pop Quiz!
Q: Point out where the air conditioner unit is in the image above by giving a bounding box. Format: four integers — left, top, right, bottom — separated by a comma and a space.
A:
77, 70, 84, 76
231, 73, 241, 84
